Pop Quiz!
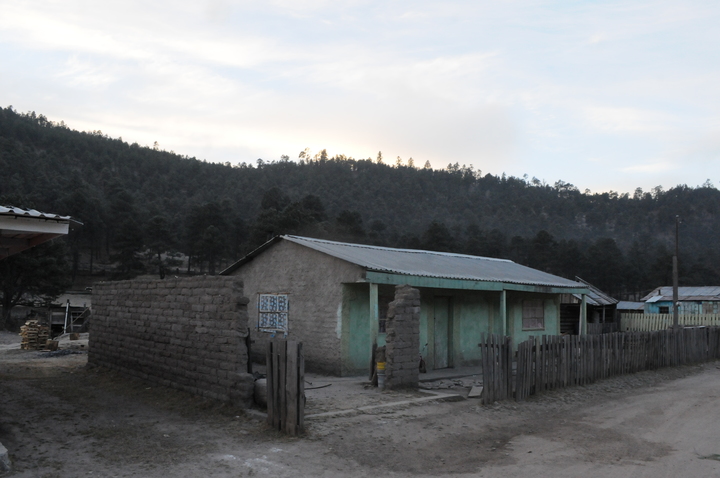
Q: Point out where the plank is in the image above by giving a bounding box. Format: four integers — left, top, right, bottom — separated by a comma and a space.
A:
298, 342, 305, 433
285, 341, 299, 436
278, 339, 287, 432
266, 341, 275, 428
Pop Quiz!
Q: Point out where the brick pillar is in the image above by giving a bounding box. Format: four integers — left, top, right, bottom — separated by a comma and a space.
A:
384, 285, 420, 389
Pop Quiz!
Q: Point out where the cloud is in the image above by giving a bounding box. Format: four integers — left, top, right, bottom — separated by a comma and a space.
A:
584, 107, 675, 134
621, 162, 676, 173
1, 0, 720, 194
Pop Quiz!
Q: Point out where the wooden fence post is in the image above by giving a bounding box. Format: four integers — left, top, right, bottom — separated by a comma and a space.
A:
266, 339, 305, 436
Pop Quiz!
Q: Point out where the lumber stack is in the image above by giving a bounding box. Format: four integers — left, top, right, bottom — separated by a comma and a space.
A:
20, 320, 50, 350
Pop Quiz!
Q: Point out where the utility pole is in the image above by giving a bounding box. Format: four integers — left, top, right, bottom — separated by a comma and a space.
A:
672, 215, 680, 329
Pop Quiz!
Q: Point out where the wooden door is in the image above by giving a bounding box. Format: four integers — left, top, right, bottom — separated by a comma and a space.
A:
434, 297, 452, 369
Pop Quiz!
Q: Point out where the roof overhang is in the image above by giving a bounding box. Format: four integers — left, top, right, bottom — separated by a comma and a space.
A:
364, 271, 590, 295
0, 207, 75, 259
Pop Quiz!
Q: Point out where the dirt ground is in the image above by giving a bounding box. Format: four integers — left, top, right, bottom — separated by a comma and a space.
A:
1, 330, 720, 477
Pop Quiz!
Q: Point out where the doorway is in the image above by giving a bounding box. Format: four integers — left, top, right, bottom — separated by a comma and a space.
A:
433, 297, 452, 369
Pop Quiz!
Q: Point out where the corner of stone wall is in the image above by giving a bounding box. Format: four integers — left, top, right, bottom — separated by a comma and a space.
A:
385, 284, 420, 389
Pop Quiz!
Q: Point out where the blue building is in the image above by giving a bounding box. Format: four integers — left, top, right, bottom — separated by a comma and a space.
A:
642, 286, 720, 314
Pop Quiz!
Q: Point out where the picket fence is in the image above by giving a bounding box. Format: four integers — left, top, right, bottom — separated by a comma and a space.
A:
479, 327, 720, 404
621, 313, 720, 332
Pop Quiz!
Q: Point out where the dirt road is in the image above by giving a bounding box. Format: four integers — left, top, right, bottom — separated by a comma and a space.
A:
1, 335, 719, 477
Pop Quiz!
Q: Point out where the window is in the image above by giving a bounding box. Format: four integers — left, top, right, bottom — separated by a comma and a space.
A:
522, 300, 544, 330
658, 306, 669, 314
258, 293, 289, 332
378, 294, 393, 333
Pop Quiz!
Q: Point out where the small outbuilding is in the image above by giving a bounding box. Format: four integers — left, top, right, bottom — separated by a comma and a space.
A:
560, 277, 619, 334
221, 235, 589, 376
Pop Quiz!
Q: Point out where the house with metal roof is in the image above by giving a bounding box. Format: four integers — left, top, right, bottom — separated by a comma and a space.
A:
221, 235, 589, 376
642, 286, 720, 315
0, 205, 75, 259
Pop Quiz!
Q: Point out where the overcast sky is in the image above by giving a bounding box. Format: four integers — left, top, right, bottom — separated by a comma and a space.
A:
2, 1, 719, 193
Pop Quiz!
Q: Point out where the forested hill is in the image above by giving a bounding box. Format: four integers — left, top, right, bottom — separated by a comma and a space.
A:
1, 106, 719, 299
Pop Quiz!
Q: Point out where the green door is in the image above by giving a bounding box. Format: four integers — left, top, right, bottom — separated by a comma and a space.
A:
434, 297, 451, 369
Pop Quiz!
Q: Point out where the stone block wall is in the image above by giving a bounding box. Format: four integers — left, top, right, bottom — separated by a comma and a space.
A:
89, 276, 254, 406
385, 285, 420, 389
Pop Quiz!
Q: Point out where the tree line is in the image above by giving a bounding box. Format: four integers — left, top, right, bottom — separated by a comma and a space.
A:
1, 106, 719, 309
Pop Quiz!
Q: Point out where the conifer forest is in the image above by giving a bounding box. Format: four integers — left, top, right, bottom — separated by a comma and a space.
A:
2, 106, 720, 300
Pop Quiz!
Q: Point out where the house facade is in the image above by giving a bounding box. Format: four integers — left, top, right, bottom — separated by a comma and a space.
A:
642, 286, 720, 315
221, 235, 589, 376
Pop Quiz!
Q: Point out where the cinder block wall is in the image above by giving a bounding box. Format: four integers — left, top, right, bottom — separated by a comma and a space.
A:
89, 276, 254, 406
385, 285, 421, 389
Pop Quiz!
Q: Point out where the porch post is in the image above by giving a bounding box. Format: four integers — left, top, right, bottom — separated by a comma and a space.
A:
500, 289, 507, 336
370, 283, 379, 342
579, 293, 587, 335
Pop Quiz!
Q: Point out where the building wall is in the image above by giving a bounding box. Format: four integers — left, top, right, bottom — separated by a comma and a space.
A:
89, 276, 254, 406
229, 240, 364, 375
506, 291, 561, 344
645, 300, 720, 315
343, 285, 565, 374
342, 283, 372, 376
418, 288, 502, 369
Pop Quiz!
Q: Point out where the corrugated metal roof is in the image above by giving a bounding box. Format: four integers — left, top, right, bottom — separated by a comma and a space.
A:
641, 286, 720, 302
572, 277, 618, 306
0, 205, 72, 221
277, 235, 584, 289
0, 205, 76, 259
617, 301, 644, 311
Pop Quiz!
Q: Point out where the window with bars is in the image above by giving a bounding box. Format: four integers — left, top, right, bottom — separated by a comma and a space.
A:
258, 293, 289, 332
522, 299, 545, 330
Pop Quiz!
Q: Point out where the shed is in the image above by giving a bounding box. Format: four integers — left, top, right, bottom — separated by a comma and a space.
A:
560, 277, 618, 334
617, 301, 644, 313
221, 235, 589, 376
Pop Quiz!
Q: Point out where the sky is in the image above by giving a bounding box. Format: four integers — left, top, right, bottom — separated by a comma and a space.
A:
1, 0, 719, 194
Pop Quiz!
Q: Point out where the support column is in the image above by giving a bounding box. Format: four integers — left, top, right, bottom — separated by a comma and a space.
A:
370, 283, 379, 343
579, 293, 587, 335
500, 289, 507, 336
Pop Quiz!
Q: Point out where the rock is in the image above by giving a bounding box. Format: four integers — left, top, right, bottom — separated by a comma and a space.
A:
254, 378, 267, 409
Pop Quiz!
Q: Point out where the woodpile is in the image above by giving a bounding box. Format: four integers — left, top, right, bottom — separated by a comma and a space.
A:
20, 320, 50, 350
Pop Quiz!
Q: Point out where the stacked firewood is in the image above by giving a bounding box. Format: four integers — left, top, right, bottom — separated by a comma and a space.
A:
20, 320, 50, 350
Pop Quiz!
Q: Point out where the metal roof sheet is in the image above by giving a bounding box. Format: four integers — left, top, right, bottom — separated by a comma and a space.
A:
641, 286, 720, 302
0, 205, 76, 259
617, 301, 645, 311
278, 235, 584, 289
0, 205, 72, 221
572, 277, 618, 306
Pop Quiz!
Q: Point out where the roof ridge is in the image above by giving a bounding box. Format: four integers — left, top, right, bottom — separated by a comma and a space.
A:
283, 235, 513, 263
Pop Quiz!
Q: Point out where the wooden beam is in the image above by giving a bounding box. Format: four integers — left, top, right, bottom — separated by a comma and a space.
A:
500, 290, 507, 336
364, 271, 588, 295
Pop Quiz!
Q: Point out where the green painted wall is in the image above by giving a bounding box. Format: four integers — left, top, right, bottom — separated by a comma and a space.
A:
419, 288, 502, 369
506, 291, 561, 345
341, 283, 564, 375
341, 283, 371, 375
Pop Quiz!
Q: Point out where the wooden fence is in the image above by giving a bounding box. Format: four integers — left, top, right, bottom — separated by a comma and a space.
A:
481, 327, 720, 403
587, 322, 619, 335
621, 313, 720, 331
478, 334, 513, 404
266, 340, 305, 436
